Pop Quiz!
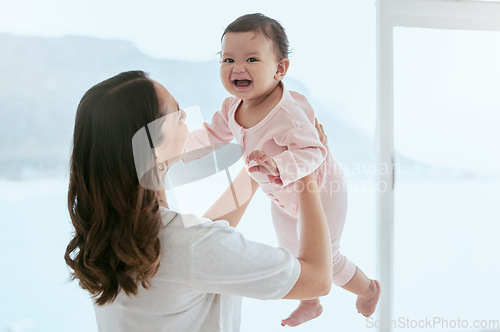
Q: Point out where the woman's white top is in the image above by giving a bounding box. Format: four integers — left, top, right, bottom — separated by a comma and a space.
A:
93, 207, 301, 332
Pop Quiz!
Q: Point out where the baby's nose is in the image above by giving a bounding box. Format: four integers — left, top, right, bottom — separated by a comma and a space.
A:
232, 64, 246, 73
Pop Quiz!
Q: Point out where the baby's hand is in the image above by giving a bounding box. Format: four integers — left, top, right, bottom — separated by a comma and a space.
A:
247, 150, 283, 186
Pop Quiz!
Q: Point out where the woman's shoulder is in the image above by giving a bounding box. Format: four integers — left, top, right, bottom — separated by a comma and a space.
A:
159, 210, 247, 268
159, 208, 236, 256
160, 207, 233, 236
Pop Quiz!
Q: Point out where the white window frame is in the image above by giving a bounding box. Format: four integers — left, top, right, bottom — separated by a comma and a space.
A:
375, 1, 500, 331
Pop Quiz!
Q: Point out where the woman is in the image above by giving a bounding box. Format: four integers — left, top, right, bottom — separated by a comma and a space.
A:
65, 70, 332, 331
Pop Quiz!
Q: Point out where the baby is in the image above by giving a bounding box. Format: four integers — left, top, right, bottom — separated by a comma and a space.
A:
184, 13, 380, 327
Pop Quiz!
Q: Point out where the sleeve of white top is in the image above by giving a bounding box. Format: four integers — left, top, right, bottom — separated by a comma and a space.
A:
188, 220, 301, 300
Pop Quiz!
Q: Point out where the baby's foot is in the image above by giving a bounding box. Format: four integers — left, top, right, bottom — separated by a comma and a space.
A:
281, 299, 323, 327
356, 280, 381, 317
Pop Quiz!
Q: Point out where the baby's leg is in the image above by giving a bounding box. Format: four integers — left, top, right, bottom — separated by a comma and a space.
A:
342, 267, 381, 317
319, 174, 356, 286
320, 169, 380, 317
271, 204, 323, 327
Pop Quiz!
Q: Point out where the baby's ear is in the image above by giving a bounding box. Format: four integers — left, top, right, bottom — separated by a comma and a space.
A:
275, 58, 290, 81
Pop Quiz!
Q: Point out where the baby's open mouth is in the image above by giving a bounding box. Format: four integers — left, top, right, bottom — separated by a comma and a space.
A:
234, 79, 252, 87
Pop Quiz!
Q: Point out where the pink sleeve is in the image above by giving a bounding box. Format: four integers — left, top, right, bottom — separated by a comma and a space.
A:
272, 117, 327, 187
182, 100, 234, 163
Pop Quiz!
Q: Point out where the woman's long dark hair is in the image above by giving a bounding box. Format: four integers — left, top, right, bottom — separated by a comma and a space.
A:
65, 71, 163, 305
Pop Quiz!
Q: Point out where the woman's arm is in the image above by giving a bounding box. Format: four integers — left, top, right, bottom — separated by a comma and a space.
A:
202, 168, 259, 228
282, 171, 333, 299
190, 167, 331, 302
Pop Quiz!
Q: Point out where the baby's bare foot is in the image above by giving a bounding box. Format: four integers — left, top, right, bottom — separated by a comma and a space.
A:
281, 299, 323, 327
356, 280, 381, 317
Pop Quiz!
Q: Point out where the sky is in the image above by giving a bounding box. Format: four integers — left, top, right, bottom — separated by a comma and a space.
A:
1, 0, 499, 175
0, 0, 376, 120
0, 0, 377, 156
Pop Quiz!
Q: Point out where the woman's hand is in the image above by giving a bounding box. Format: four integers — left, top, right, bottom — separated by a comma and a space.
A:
315, 118, 328, 147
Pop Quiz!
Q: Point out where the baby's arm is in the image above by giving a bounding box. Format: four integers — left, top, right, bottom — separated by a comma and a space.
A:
249, 118, 327, 187
247, 150, 283, 186
183, 101, 234, 163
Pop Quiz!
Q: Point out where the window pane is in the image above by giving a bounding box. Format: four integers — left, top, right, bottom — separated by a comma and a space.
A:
393, 27, 500, 328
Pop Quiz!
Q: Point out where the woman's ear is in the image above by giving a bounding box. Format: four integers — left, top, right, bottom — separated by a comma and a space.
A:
274, 58, 290, 81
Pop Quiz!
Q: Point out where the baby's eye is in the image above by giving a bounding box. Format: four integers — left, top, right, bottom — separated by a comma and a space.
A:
223, 58, 234, 63
247, 57, 258, 62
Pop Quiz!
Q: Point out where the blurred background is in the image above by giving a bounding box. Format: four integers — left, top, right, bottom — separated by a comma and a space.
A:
0, 0, 498, 331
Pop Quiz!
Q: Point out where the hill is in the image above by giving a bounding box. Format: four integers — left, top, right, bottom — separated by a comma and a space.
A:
0, 33, 373, 179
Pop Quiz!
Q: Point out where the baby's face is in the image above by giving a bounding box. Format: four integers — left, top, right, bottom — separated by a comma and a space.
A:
220, 31, 283, 102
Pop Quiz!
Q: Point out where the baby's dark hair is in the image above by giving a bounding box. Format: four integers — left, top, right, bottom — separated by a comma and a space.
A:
222, 13, 290, 59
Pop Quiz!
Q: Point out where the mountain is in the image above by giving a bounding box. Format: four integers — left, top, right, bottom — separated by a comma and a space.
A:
0, 33, 373, 179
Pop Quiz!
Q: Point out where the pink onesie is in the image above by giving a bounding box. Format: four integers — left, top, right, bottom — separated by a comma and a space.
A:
184, 85, 356, 286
